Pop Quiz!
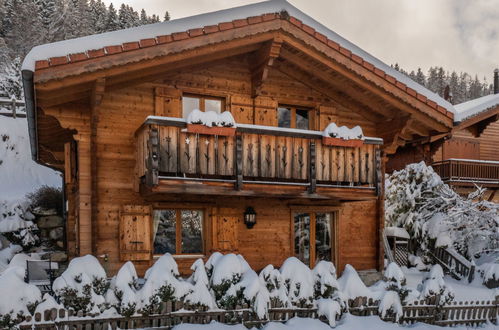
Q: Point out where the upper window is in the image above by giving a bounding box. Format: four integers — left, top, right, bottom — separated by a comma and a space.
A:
182, 94, 224, 119
278, 106, 311, 130
153, 209, 204, 255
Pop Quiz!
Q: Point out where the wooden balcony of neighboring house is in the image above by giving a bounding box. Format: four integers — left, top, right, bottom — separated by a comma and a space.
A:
432, 158, 499, 188
135, 117, 384, 200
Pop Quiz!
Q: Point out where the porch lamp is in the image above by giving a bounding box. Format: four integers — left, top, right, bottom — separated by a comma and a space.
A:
244, 207, 257, 229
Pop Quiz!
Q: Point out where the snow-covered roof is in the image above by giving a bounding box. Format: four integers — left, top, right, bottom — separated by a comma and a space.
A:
21, 0, 454, 115
454, 93, 499, 122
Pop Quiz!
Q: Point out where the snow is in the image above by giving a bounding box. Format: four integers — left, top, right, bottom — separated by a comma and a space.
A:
114, 261, 138, 309
338, 264, 378, 299
210, 253, 250, 286
0, 266, 41, 316
34, 293, 63, 315
279, 257, 314, 304
0, 244, 22, 272
0, 117, 61, 200
187, 110, 236, 127
378, 291, 402, 322
21, 0, 453, 114
454, 92, 499, 122
384, 227, 409, 239
482, 263, 499, 282
384, 262, 405, 284
316, 298, 342, 326
322, 123, 364, 140
312, 260, 340, 297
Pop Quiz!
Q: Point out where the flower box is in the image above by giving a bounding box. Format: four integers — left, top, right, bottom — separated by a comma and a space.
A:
187, 124, 236, 136
322, 136, 364, 148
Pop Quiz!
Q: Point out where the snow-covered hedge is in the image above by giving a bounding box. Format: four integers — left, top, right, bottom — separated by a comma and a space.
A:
187, 110, 236, 128
322, 123, 364, 140
385, 162, 499, 259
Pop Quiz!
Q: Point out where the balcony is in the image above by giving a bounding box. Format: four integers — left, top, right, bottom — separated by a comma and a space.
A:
135, 117, 383, 200
432, 159, 499, 188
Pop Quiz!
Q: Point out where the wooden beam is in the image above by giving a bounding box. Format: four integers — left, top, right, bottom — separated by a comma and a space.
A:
280, 47, 395, 119
91, 78, 106, 107
379, 116, 412, 154
274, 60, 382, 123
249, 38, 282, 97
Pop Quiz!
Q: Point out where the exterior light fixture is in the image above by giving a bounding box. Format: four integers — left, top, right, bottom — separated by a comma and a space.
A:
244, 207, 257, 229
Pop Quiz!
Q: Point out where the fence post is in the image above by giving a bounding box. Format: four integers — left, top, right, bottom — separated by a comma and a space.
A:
11, 98, 16, 119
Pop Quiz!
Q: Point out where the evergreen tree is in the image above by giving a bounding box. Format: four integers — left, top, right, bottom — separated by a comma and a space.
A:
5, 0, 44, 57
88, 0, 108, 34
0, 56, 23, 99
415, 68, 426, 87
34, 0, 57, 32
105, 3, 119, 31
164, 11, 170, 21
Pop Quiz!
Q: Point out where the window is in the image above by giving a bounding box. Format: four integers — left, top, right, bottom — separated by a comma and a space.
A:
153, 209, 204, 255
277, 106, 312, 129
182, 94, 225, 119
293, 211, 338, 267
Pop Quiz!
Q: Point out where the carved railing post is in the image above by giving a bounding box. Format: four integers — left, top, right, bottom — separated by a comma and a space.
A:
308, 141, 316, 194
375, 148, 382, 196
235, 135, 243, 190
146, 128, 159, 186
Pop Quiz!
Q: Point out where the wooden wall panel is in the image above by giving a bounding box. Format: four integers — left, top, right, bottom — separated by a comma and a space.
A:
479, 120, 499, 161
339, 200, 378, 272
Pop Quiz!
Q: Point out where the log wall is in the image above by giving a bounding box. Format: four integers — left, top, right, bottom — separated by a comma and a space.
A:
44, 58, 382, 275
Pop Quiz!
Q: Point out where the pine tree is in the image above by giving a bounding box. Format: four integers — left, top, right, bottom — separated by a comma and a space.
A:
140, 8, 148, 25
5, 0, 44, 57
0, 56, 23, 99
415, 68, 426, 86
34, 0, 57, 33
164, 11, 170, 21
89, 0, 108, 34
105, 3, 119, 31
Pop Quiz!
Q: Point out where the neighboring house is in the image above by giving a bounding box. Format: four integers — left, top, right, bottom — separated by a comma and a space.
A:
21, 0, 454, 275
432, 78, 499, 202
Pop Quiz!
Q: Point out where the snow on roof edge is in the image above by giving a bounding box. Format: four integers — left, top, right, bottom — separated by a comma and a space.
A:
22, 0, 453, 112
454, 93, 499, 122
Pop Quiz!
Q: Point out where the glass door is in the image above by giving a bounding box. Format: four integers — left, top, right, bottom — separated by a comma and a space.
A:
293, 211, 338, 268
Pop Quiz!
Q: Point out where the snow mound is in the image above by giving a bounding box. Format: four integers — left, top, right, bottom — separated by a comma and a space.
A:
323, 122, 364, 140
338, 264, 376, 299
317, 298, 342, 326
280, 257, 314, 305
384, 262, 405, 284
34, 293, 63, 315
210, 253, 250, 286
187, 110, 236, 127
313, 260, 339, 297
378, 291, 403, 322
0, 266, 41, 316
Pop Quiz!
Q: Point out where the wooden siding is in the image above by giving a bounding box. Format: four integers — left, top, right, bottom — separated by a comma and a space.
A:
44, 57, 384, 275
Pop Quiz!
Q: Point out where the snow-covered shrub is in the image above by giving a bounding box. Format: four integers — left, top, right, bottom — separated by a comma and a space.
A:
323, 122, 364, 140
26, 185, 63, 216
209, 254, 249, 306
418, 265, 454, 306
187, 110, 236, 128
385, 162, 499, 259
0, 243, 22, 272
312, 261, 340, 299
480, 263, 499, 288
113, 261, 139, 316
138, 254, 192, 315
378, 290, 403, 322
383, 262, 409, 304
280, 257, 314, 307
184, 259, 217, 310
259, 264, 289, 307
0, 266, 41, 327
317, 298, 342, 327
0, 199, 39, 250
52, 255, 107, 313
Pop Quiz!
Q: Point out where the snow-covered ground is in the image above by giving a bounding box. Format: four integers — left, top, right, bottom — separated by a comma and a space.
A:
0, 116, 61, 200
171, 315, 497, 330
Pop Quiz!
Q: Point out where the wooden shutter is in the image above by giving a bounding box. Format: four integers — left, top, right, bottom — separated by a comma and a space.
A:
119, 205, 152, 261
155, 87, 181, 117
254, 96, 277, 126
229, 94, 254, 124
215, 212, 238, 252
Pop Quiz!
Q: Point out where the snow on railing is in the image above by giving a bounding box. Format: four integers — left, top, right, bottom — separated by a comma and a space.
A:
0, 97, 25, 118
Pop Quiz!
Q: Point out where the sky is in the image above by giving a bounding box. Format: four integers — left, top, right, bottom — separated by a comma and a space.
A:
102, 0, 499, 82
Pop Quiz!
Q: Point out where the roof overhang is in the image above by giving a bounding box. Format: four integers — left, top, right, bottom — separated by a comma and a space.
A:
22, 5, 455, 161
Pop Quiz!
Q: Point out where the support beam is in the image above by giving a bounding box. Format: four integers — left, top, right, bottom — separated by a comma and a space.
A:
274, 60, 383, 123
249, 38, 282, 97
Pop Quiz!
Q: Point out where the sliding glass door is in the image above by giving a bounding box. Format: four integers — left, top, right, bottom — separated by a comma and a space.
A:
293, 211, 338, 268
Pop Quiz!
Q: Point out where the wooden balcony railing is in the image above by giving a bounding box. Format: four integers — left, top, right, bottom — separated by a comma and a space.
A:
136, 117, 383, 196
432, 159, 499, 186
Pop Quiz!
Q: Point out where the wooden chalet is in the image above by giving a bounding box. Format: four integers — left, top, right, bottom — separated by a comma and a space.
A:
21, 0, 455, 275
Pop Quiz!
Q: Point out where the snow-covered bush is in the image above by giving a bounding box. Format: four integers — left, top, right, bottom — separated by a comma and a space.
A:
385, 162, 499, 259
138, 253, 192, 315
0, 266, 41, 327
113, 261, 139, 316
0, 199, 39, 250
480, 263, 499, 288
337, 264, 374, 300
53, 255, 107, 313
209, 253, 249, 307
317, 298, 342, 327
187, 110, 236, 128
280, 257, 314, 307
383, 262, 409, 304
378, 290, 403, 322
259, 264, 289, 307
323, 122, 364, 140
184, 259, 217, 310
418, 265, 454, 306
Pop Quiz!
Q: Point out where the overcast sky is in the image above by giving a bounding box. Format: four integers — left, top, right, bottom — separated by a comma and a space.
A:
103, 0, 499, 82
